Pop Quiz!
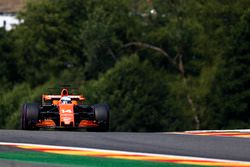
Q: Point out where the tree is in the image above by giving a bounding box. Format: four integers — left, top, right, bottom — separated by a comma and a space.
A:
0, 28, 18, 89
205, 9, 250, 129
1, 0, 249, 130
12, 0, 88, 86
85, 55, 193, 132
119, 0, 207, 129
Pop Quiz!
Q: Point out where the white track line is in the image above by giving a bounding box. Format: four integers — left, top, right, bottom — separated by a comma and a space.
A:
0, 142, 250, 165
184, 129, 250, 133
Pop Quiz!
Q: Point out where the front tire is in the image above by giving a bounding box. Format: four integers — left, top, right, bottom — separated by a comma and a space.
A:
22, 103, 40, 130
87, 104, 109, 132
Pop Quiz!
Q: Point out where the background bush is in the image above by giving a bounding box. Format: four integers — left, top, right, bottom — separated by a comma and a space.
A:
0, 0, 249, 131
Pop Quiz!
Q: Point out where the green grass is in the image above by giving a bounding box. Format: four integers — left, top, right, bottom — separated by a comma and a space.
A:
0, 150, 214, 167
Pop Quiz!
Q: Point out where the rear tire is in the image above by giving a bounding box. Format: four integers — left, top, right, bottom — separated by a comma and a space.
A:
22, 103, 40, 130
87, 104, 109, 132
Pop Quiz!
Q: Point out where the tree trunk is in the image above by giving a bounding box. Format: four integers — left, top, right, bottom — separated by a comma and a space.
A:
122, 42, 201, 130
178, 53, 200, 130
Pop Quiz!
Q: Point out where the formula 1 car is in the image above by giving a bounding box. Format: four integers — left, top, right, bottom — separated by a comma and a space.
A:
21, 88, 109, 131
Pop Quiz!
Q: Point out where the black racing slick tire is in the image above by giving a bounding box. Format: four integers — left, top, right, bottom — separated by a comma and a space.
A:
22, 103, 40, 130
87, 104, 110, 132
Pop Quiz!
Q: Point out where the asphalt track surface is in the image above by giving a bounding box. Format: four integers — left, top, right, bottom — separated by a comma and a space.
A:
0, 130, 250, 162
0, 160, 58, 167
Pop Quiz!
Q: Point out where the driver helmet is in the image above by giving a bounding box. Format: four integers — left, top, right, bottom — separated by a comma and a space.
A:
61, 96, 72, 104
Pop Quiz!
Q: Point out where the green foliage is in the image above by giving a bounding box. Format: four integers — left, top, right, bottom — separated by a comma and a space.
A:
0, 80, 56, 129
0, 29, 17, 88
0, 84, 31, 128
12, 0, 88, 85
204, 9, 250, 129
84, 55, 192, 131
0, 0, 250, 131
79, 1, 123, 79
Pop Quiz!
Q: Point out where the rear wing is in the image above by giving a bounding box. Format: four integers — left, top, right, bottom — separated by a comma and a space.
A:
43, 95, 86, 101
42, 88, 86, 105
42, 95, 86, 106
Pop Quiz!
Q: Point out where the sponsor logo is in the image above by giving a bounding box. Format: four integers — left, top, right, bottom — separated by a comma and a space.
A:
61, 109, 72, 114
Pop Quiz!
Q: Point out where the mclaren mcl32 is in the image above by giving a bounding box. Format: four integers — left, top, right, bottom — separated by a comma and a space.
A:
21, 88, 109, 131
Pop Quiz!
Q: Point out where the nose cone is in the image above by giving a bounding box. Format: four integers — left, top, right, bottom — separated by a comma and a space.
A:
59, 104, 74, 126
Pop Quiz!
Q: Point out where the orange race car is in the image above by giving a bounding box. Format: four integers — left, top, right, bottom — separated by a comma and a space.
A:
21, 88, 109, 131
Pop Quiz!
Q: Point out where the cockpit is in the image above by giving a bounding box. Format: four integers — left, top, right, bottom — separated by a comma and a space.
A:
60, 96, 72, 104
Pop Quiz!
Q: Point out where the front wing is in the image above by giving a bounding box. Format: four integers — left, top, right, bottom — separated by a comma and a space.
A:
37, 105, 97, 128
36, 119, 98, 128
